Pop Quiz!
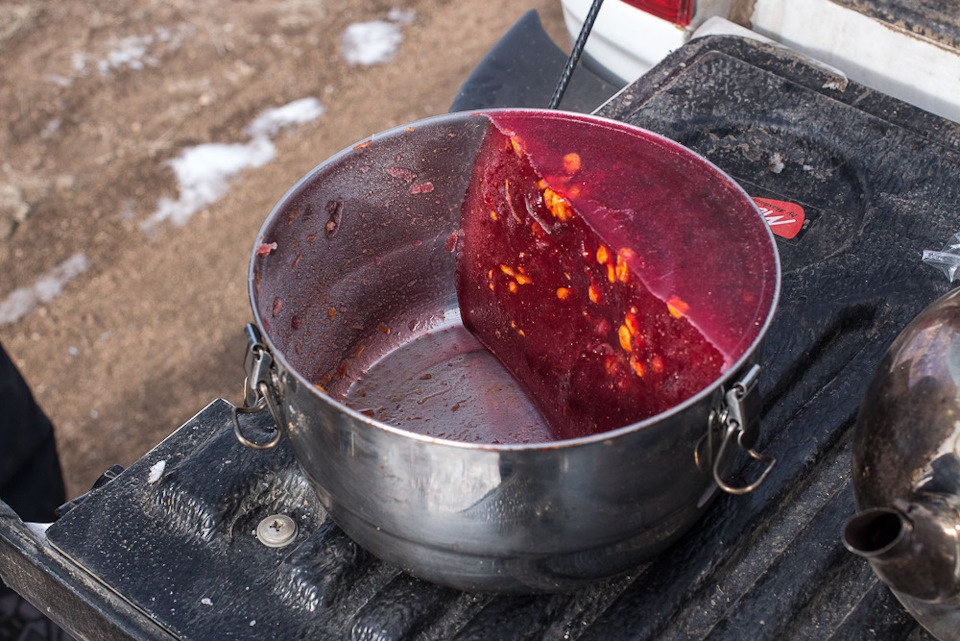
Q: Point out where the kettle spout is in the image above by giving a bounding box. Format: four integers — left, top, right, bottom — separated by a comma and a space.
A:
843, 499, 960, 603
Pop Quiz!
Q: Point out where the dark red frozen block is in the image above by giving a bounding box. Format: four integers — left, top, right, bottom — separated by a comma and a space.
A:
455, 111, 777, 441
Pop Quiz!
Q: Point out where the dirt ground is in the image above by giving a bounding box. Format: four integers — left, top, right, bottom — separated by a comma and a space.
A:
0, 0, 570, 500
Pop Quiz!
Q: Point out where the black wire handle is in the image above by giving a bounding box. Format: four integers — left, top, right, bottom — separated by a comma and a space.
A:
548, 0, 606, 109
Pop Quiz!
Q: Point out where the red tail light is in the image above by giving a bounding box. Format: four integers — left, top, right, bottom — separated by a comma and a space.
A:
621, 0, 693, 26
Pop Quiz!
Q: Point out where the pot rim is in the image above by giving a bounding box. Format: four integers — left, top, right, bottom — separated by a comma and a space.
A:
248, 108, 782, 452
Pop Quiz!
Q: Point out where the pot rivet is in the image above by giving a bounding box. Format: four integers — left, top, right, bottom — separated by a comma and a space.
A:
256, 514, 297, 548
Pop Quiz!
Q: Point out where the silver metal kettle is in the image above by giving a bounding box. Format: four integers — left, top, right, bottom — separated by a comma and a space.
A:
843, 287, 960, 641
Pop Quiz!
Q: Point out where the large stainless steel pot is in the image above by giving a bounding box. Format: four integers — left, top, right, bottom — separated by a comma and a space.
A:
240, 110, 781, 592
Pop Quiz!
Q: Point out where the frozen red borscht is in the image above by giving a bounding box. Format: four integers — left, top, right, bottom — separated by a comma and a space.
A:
455, 111, 777, 441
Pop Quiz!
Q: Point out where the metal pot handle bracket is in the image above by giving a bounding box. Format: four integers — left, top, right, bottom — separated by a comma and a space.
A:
706, 364, 777, 495
232, 324, 284, 450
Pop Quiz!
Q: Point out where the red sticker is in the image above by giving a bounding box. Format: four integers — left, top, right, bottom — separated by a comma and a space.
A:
752, 197, 805, 239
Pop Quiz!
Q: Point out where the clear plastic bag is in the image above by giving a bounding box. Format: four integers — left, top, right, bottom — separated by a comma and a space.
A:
922, 232, 960, 282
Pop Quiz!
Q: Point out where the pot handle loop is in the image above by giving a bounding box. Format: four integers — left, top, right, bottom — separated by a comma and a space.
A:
232, 324, 284, 450
712, 364, 777, 495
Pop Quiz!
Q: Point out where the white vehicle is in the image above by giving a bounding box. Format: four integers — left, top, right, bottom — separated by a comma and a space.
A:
562, 0, 960, 123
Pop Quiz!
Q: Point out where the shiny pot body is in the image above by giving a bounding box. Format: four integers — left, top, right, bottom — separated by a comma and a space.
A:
852, 287, 960, 512
845, 288, 960, 639
247, 110, 780, 592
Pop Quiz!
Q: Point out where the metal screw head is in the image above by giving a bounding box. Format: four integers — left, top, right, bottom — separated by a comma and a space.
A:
256, 514, 298, 548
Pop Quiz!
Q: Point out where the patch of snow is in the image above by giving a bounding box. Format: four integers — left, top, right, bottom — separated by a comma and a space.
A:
341, 10, 417, 66
142, 97, 324, 230
148, 460, 166, 484
53, 25, 192, 87
42, 118, 61, 138
246, 97, 326, 138
0, 253, 90, 326
387, 8, 417, 24
98, 34, 156, 75
146, 138, 275, 229
44, 74, 73, 88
